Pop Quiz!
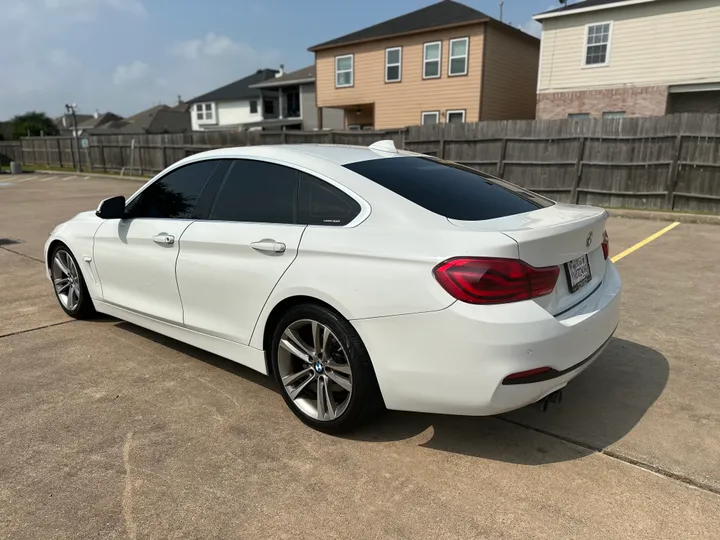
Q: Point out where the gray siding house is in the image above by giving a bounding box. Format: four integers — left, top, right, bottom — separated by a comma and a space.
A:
248, 65, 344, 130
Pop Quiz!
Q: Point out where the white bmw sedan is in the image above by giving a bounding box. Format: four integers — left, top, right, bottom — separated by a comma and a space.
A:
45, 141, 621, 433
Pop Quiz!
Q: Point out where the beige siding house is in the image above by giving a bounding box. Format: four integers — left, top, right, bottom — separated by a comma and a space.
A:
535, 0, 720, 119
309, 0, 539, 130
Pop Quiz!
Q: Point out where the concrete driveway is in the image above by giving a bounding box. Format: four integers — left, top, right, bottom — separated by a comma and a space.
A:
1, 173, 719, 539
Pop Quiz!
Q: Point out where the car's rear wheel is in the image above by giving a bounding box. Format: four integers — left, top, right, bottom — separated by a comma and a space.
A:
50, 245, 96, 319
271, 304, 383, 434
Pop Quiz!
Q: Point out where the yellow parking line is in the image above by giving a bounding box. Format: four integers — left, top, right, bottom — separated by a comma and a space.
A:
611, 222, 680, 263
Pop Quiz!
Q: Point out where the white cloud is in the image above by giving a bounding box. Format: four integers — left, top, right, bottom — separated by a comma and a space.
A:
106, 0, 147, 18
113, 60, 150, 85
171, 33, 251, 60
0, 0, 281, 119
163, 34, 281, 103
48, 49, 80, 69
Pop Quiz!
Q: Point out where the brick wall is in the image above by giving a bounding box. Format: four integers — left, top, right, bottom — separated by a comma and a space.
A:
536, 86, 669, 119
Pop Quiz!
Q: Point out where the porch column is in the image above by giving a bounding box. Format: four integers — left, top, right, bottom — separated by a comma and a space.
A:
279, 87, 284, 119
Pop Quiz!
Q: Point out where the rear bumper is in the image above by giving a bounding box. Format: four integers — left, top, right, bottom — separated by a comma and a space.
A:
352, 260, 622, 416
502, 330, 615, 385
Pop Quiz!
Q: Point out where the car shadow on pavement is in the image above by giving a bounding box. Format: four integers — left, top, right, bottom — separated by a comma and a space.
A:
112, 323, 668, 466
348, 337, 669, 465
114, 322, 278, 392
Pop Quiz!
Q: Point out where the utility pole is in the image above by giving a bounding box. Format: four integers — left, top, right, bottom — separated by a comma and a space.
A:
499, 1, 504, 22
65, 103, 82, 173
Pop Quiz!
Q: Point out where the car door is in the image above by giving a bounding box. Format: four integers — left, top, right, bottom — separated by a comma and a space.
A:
92, 159, 222, 323
175, 158, 308, 345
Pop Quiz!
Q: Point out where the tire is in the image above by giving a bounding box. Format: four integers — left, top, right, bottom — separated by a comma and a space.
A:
49, 244, 96, 319
271, 303, 383, 434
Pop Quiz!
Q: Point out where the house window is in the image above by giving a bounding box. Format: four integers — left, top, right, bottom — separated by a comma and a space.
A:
603, 111, 626, 118
263, 99, 276, 116
195, 103, 215, 123
335, 54, 353, 87
584, 22, 612, 66
385, 47, 402, 82
568, 113, 590, 119
249, 100, 258, 114
446, 110, 465, 124
423, 42, 442, 79
421, 111, 439, 125
448, 38, 469, 76
286, 89, 301, 118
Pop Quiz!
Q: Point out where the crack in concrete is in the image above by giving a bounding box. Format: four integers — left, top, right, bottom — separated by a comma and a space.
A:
122, 432, 137, 540
0, 320, 75, 340
0, 245, 44, 264
499, 417, 720, 496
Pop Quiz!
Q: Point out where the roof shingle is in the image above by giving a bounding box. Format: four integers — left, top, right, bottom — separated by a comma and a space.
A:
250, 65, 316, 89
537, 0, 653, 17
308, 0, 489, 51
188, 69, 279, 104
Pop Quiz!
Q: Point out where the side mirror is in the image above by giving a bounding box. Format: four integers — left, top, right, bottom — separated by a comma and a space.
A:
95, 196, 126, 219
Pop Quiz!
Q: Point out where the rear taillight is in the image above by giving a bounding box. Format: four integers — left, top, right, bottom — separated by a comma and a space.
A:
602, 230, 609, 260
432, 257, 560, 305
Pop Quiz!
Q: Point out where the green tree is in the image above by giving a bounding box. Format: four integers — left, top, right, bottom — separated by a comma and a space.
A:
10, 111, 59, 139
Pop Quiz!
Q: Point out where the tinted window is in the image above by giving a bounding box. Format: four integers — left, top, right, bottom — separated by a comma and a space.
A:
345, 157, 553, 221
125, 160, 219, 219
208, 160, 298, 224
299, 173, 361, 226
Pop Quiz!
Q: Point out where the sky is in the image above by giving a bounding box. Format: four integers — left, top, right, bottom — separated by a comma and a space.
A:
0, 0, 555, 120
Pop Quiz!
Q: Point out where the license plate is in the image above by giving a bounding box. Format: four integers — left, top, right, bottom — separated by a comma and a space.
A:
565, 255, 592, 293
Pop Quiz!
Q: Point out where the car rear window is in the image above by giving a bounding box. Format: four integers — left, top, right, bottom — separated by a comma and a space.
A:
344, 156, 553, 221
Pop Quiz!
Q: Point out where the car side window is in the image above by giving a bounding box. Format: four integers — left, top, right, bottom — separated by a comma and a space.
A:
125, 160, 219, 219
208, 160, 299, 224
298, 173, 361, 226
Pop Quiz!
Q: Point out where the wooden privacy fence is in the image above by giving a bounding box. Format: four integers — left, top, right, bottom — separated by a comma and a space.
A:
1, 113, 720, 213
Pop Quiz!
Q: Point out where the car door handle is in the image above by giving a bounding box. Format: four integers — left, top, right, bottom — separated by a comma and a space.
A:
251, 240, 286, 253
152, 233, 175, 245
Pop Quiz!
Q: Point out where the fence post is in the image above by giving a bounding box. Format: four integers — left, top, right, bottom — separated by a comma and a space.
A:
281, 131, 287, 144
85, 144, 93, 172
31, 141, 37, 165
329, 131, 335, 144
57, 139, 63, 168
99, 144, 106, 172
138, 145, 144, 176
162, 146, 167, 169
665, 134, 683, 210
438, 127, 445, 159
45, 138, 50, 166
496, 137, 508, 176
570, 137, 587, 204
69, 139, 76, 171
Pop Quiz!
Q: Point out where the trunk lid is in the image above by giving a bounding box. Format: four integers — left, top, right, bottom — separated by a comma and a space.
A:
448, 204, 609, 315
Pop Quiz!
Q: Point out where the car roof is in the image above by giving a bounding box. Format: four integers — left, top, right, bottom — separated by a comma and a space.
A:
186, 143, 420, 166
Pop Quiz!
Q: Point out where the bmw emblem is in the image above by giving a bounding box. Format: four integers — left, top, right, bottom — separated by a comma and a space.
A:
315, 361, 324, 374
586, 231, 593, 248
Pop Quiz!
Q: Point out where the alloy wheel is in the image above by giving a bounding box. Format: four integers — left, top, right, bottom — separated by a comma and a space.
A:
277, 319, 353, 421
52, 250, 82, 311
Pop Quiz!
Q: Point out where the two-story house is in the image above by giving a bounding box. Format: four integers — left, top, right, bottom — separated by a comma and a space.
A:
309, 0, 540, 130
187, 69, 278, 131
534, 0, 720, 119
247, 65, 344, 130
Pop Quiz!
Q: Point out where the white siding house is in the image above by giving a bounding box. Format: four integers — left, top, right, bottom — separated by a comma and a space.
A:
534, 0, 720, 119
188, 69, 278, 131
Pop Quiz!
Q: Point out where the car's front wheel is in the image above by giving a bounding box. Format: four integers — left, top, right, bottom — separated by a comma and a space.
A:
50, 245, 96, 319
271, 304, 383, 434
